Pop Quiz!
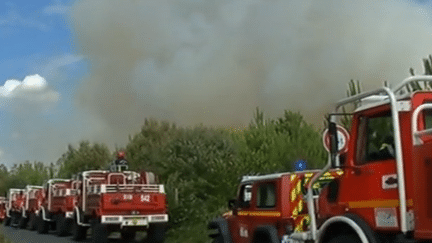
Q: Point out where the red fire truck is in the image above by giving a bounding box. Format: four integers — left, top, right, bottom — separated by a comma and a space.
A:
16, 185, 44, 229
0, 196, 7, 223
4, 188, 25, 227
71, 163, 168, 243
209, 75, 432, 243
36, 178, 77, 236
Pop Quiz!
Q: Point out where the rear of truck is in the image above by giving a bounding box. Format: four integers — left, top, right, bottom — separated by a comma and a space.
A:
0, 197, 6, 223
83, 170, 168, 242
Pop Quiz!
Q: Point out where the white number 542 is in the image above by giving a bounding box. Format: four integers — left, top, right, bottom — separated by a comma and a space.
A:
141, 194, 150, 202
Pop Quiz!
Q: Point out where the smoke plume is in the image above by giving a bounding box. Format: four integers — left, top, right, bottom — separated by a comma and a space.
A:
69, 0, 432, 146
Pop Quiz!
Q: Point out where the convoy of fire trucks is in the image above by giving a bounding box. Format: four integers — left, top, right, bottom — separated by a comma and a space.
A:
209, 75, 432, 243
1, 153, 168, 243
5, 75, 432, 243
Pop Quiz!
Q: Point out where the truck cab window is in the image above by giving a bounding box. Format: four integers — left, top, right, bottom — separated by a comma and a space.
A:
356, 112, 394, 164
256, 183, 276, 208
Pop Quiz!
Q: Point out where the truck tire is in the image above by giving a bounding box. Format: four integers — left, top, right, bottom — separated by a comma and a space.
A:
50, 214, 57, 231
251, 225, 279, 243
56, 215, 71, 237
3, 217, 10, 226
146, 223, 165, 243
329, 234, 362, 243
91, 222, 108, 243
37, 214, 49, 234
18, 215, 28, 229
71, 217, 87, 241
121, 231, 136, 241
28, 213, 37, 231
208, 218, 233, 243
11, 213, 20, 227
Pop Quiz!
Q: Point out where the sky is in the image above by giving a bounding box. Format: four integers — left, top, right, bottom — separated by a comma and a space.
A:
1, 0, 432, 168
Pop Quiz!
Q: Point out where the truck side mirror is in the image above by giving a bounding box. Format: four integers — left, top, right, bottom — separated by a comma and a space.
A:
329, 122, 339, 168
228, 199, 236, 210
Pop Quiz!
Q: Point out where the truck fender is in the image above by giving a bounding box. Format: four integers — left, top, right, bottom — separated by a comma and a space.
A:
318, 214, 379, 243
73, 206, 90, 227
252, 225, 279, 243
73, 207, 82, 224
208, 218, 233, 243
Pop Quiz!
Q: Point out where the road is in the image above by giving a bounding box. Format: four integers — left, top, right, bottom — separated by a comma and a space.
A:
1, 224, 147, 243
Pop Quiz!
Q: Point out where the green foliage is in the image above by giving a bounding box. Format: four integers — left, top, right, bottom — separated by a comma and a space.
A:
234, 109, 327, 174
156, 126, 239, 242
408, 54, 432, 91
0, 164, 9, 196
0, 161, 51, 196
125, 118, 180, 173
56, 140, 111, 178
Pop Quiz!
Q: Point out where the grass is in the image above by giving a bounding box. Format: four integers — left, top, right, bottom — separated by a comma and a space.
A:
0, 225, 13, 243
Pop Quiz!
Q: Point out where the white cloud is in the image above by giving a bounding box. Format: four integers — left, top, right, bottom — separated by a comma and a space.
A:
43, 1, 69, 15
0, 74, 60, 104
43, 54, 84, 73
0, 9, 49, 31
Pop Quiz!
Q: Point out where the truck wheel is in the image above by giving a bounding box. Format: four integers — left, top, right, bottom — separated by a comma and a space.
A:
56, 215, 71, 237
28, 213, 37, 231
18, 215, 28, 229
329, 234, 362, 243
3, 217, 10, 226
71, 217, 87, 241
146, 224, 165, 243
50, 214, 57, 231
11, 213, 20, 227
91, 222, 108, 243
37, 214, 49, 234
121, 231, 136, 241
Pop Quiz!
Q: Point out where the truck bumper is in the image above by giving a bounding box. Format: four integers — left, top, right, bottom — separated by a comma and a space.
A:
101, 214, 168, 228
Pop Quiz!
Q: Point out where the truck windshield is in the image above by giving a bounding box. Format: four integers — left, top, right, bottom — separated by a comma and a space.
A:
356, 112, 394, 164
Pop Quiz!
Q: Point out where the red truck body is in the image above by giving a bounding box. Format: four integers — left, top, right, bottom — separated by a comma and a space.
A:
36, 178, 78, 236
4, 188, 26, 227
72, 166, 168, 243
0, 196, 7, 222
13, 185, 45, 230
209, 75, 432, 243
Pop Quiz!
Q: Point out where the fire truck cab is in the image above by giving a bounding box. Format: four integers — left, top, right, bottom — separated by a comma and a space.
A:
72, 164, 168, 243
209, 76, 432, 243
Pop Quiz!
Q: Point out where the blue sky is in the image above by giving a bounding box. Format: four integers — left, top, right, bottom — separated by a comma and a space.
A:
1, 0, 432, 169
0, 0, 87, 168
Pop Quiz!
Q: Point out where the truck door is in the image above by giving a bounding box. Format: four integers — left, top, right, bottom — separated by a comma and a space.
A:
341, 110, 400, 228
249, 181, 279, 239
229, 184, 253, 243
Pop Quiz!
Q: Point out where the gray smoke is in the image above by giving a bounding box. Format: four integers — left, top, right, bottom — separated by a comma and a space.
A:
69, 0, 432, 147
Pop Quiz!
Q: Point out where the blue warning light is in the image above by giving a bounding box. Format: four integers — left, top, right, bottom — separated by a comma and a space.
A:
294, 160, 307, 171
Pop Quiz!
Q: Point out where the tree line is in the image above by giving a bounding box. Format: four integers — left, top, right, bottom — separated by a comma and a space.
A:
0, 109, 326, 242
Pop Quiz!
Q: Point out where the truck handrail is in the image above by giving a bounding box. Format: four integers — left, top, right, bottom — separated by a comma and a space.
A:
304, 76, 432, 239
392, 75, 432, 95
